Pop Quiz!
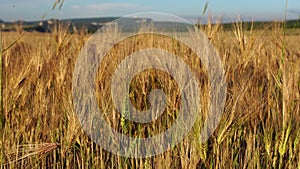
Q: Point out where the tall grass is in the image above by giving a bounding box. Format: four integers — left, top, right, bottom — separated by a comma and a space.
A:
0, 27, 3, 131
0, 19, 300, 168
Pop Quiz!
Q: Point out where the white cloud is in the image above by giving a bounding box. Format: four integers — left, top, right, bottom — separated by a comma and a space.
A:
66, 3, 153, 18
288, 9, 300, 15
71, 3, 151, 12
71, 5, 81, 10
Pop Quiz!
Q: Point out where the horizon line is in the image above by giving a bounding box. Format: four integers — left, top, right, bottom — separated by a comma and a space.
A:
0, 15, 299, 24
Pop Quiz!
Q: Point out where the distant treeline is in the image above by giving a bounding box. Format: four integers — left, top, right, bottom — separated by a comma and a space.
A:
0, 17, 299, 33
220, 20, 300, 31
0, 17, 119, 33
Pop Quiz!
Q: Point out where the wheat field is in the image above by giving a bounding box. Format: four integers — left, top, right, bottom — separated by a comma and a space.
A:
0, 20, 300, 168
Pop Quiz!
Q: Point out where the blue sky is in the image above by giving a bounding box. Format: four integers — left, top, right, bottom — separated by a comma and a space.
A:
0, 0, 299, 21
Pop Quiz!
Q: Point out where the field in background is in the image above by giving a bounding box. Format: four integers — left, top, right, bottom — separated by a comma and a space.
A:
0, 21, 300, 168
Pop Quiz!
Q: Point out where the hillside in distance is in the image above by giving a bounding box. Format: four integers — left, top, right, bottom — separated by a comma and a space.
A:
0, 17, 299, 33
0, 17, 119, 33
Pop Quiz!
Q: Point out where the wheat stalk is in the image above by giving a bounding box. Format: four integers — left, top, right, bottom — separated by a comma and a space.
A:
4, 142, 58, 165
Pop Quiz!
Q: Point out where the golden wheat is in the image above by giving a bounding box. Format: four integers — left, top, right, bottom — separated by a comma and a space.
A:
0, 20, 299, 168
